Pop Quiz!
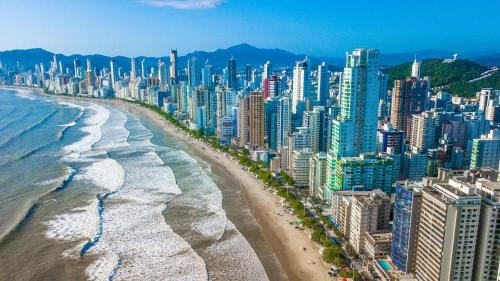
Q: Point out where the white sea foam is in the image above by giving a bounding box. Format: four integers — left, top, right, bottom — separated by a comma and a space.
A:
85, 249, 120, 281
94, 108, 129, 151
80, 116, 208, 281
76, 158, 124, 193
58, 121, 77, 127
13, 89, 37, 100
44, 198, 99, 241
58, 101, 85, 111
63, 104, 110, 160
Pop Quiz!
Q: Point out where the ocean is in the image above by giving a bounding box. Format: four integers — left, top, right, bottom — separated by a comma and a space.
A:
0, 88, 270, 281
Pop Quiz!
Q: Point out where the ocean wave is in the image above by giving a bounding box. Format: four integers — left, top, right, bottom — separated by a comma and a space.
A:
44, 198, 99, 241
0, 111, 30, 132
0, 202, 39, 246
63, 104, 110, 160
75, 158, 124, 193
14, 89, 38, 100
78, 117, 208, 280
0, 109, 59, 148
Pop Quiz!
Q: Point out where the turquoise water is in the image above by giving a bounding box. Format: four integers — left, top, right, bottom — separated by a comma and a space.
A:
378, 259, 392, 271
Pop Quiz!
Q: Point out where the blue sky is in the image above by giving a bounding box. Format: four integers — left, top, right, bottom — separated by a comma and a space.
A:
0, 0, 499, 57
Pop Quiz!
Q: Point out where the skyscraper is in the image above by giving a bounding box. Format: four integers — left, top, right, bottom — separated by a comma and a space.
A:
202, 61, 213, 90
238, 95, 250, 147
470, 129, 500, 169
411, 56, 422, 78
292, 59, 310, 113
409, 111, 436, 153
391, 181, 422, 273
249, 91, 265, 148
415, 183, 481, 281
317, 62, 329, 106
85, 58, 93, 89
330, 49, 381, 158
349, 189, 391, 253
277, 96, 291, 149
326, 49, 392, 198
158, 58, 168, 91
73, 59, 81, 79
170, 49, 178, 84
263, 60, 272, 81
110, 58, 118, 88
265, 98, 277, 150
130, 57, 136, 81
303, 108, 321, 153
227, 57, 237, 89
390, 77, 429, 134
187, 57, 198, 89
141, 58, 146, 79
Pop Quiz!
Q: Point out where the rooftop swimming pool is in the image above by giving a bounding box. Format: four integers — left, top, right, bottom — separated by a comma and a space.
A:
378, 259, 392, 271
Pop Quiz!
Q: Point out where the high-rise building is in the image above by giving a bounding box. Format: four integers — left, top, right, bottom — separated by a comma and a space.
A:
249, 91, 265, 148
330, 49, 381, 158
73, 59, 81, 79
170, 49, 178, 84
326, 49, 389, 198
411, 57, 422, 79
409, 111, 436, 153
158, 59, 168, 92
263, 60, 272, 81
349, 189, 391, 253
478, 88, 498, 113
402, 148, 428, 181
187, 57, 199, 89
291, 148, 313, 187
130, 57, 136, 81
238, 95, 250, 147
85, 59, 93, 89
277, 96, 292, 149
471, 178, 500, 281
327, 153, 394, 196
415, 183, 481, 281
109, 59, 118, 88
141, 59, 146, 79
470, 130, 500, 170
390, 77, 429, 134
303, 108, 321, 153
227, 57, 237, 89
391, 181, 423, 274
264, 75, 281, 99
292, 59, 311, 113
201, 61, 213, 90
264, 98, 277, 150
377, 123, 405, 154
309, 152, 328, 198
317, 62, 329, 106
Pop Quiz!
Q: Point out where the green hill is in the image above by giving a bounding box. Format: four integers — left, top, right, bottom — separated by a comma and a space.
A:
383, 59, 499, 97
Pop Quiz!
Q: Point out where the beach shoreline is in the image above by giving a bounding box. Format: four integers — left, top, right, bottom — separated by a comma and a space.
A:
12, 87, 330, 281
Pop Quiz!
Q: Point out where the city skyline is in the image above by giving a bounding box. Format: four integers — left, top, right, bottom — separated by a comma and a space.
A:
1, 0, 499, 57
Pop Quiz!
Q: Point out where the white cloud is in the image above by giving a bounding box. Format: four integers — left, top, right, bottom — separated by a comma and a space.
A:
140, 0, 224, 9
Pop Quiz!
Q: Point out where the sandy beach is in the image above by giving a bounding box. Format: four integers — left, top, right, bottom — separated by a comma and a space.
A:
31, 91, 331, 281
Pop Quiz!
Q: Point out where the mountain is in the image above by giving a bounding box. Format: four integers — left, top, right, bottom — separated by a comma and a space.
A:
0, 44, 498, 75
0, 43, 343, 73
383, 59, 499, 97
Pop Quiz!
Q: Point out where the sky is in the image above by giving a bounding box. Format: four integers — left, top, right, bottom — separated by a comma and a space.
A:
0, 0, 499, 58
